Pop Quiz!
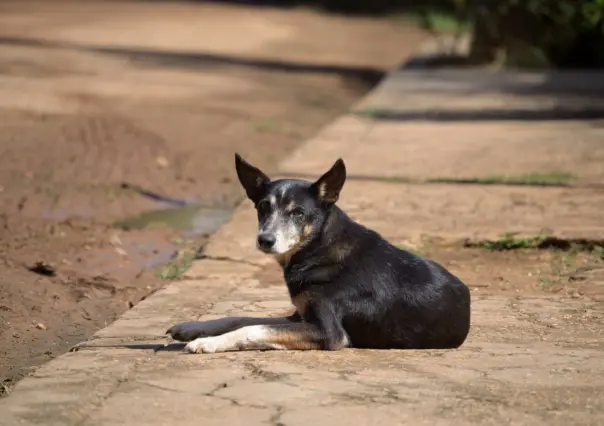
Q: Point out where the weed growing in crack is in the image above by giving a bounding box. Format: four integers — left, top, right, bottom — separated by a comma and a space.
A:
466, 234, 604, 254
430, 172, 576, 186
592, 245, 604, 260
356, 107, 392, 119
466, 233, 551, 251
539, 276, 562, 289
155, 248, 195, 280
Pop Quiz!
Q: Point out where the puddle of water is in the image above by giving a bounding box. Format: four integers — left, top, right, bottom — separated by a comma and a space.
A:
113, 204, 232, 238
100, 204, 234, 280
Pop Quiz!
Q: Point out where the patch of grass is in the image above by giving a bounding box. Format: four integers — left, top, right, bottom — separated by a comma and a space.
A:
155, 248, 195, 280
539, 276, 563, 289
254, 117, 286, 134
430, 172, 577, 186
253, 117, 300, 137
356, 107, 392, 119
107, 188, 118, 203
468, 234, 604, 257
379, 175, 412, 184
467, 233, 552, 251
171, 237, 189, 246
391, 9, 471, 34
592, 245, 604, 260
537, 241, 604, 290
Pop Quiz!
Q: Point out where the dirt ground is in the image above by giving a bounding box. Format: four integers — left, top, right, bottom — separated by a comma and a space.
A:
0, 1, 426, 389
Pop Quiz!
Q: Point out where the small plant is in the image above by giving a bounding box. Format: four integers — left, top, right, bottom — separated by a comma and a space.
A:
357, 107, 391, 119
539, 276, 562, 289
592, 245, 604, 260
254, 118, 282, 133
489, 234, 547, 251
155, 249, 195, 280
466, 233, 551, 251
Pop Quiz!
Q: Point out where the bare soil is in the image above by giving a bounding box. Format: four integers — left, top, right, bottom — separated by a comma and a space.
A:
0, 1, 426, 389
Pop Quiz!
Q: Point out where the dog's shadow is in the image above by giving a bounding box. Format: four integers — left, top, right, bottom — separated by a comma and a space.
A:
69, 342, 187, 353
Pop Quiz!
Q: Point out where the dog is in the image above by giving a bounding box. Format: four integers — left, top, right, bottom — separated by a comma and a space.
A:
166, 154, 471, 353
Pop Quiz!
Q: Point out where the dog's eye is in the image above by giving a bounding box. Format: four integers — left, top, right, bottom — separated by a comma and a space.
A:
290, 207, 304, 218
257, 201, 270, 216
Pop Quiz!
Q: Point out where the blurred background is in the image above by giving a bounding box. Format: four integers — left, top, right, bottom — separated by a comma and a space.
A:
0, 0, 602, 394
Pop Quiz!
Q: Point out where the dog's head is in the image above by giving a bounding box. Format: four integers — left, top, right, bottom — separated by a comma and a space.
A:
235, 153, 346, 259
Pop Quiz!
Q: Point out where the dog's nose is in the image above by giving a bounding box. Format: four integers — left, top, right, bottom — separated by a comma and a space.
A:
257, 233, 276, 251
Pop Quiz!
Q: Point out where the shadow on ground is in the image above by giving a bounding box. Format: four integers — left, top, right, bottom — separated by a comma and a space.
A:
0, 36, 385, 85
70, 343, 186, 353
359, 68, 604, 121
131, 0, 423, 15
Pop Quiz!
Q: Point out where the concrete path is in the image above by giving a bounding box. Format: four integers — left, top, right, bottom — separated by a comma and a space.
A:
2, 62, 604, 426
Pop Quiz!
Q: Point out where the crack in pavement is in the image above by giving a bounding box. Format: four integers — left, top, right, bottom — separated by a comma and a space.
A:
75, 358, 143, 426
197, 254, 265, 268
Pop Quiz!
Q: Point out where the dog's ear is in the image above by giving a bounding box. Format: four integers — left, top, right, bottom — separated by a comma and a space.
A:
235, 153, 270, 203
311, 158, 346, 204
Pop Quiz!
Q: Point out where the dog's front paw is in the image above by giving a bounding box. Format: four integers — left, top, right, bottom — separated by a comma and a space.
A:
184, 337, 224, 354
167, 321, 212, 342
167, 318, 241, 341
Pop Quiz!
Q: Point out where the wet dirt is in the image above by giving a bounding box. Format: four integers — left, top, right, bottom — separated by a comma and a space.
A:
0, 4, 427, 388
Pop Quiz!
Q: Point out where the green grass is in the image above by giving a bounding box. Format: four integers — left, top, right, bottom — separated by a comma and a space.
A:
592, 245, 604, 260
155, 249, 195, 281
467, 233, 604, 256
254, 117, 280, 133
429, 172, 577, 186
378, 175, 412, 184
467, 233, 552, 251
356, 107, 392, 119
391, 9, 471, 34
539, 276, 562, 289
253, 117, 300, 137
538, 242, 604, 290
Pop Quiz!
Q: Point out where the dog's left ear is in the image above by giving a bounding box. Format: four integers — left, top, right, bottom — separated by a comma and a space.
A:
311, 158, 346, 204
235, 153, 270, 203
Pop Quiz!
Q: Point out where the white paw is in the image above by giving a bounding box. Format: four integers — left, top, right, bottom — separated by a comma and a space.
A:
184, 337, 224, 354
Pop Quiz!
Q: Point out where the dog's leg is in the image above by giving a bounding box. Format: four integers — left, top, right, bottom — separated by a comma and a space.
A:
183, 322, 349, 354
167, 313, 301, 342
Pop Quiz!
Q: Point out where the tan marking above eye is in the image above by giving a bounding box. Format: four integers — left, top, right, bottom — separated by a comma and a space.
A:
303, 224, 313, 236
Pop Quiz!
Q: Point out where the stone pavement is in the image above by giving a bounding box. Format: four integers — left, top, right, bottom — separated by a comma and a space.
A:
2, 67, 604, 424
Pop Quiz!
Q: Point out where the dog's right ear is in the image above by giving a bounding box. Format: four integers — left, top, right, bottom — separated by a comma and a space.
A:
235, 153, 270, 203
311, 158, 346, 204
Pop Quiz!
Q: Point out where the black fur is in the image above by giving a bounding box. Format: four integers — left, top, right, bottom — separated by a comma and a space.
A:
167, 155, 471, 350
286, 204, 471, 349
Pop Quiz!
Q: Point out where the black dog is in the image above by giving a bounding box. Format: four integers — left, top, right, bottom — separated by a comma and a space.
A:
167, 154, 471, 353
